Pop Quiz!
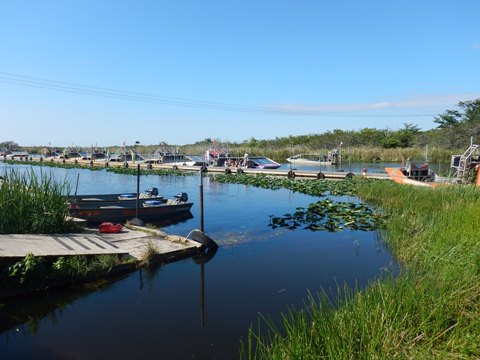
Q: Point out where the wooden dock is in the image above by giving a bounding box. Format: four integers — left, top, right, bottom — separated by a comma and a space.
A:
0, 227, 202, 260
7, 157, 391, 180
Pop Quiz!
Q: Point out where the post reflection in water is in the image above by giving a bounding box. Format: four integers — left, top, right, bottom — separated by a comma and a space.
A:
192, 246, 218, 327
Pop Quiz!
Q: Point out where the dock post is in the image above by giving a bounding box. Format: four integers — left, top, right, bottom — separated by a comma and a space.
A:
130, 164, 144, 226
199, 167, 204, 232
136, 164, 140, 219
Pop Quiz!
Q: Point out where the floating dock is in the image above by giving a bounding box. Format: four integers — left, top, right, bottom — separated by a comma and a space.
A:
0, 227, 202, 261
7, 157, 391, 180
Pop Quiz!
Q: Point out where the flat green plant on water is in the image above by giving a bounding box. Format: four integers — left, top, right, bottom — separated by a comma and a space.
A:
4, 159, 103, 170
242, 180, 480, 359
212, 173, 356, 197
0, 169, 80, 234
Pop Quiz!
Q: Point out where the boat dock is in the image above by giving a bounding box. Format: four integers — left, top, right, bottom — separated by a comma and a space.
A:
0, 227, 202, 261
9, 157, 391, 180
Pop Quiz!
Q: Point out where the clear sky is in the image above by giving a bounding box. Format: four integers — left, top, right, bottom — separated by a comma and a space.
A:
1, 0, 479, 147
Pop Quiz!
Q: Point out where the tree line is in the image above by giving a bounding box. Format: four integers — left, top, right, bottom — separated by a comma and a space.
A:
2, 99, 479, 156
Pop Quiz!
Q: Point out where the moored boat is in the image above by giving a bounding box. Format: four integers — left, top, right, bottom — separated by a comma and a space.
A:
207, 152, 281, 169
68, 192, 193, 223
144, 151, 203, 166
68, 188, 166, 207
286, 153, 338, 166
385, 160, 438, 187
287, 144, 342, 166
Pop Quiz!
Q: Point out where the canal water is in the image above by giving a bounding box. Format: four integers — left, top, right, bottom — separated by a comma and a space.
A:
0, 163, 397, 359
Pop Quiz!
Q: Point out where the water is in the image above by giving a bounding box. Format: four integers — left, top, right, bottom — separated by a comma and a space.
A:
0, 163, 397, 359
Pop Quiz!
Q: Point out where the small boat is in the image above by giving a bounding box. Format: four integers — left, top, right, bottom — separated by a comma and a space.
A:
287, 145, 342, 166
43, 146, 61, 159
385, 160, 438, 187
68, 188, 166, 207
144, 151, 204, 166
4, 150, 29, 160
286, 153, 338, 166
68, 192, 193, 223
210, 155, 281, 169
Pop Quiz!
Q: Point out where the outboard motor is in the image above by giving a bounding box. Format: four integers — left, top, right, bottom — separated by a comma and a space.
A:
174, 192, 188, 202
146, 187, 159, 196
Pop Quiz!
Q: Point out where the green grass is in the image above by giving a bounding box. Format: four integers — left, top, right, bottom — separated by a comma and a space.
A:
0, 169, 80, 234
1, 253, 123, 298
241, 180, 480, 359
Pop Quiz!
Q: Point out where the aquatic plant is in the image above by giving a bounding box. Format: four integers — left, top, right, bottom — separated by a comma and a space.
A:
106, 166, 196, 176
242, 180, 480, 358
269, 199, 384, 232
4, 159, 103, 170
0, 169, 80, 233
212, 173, 356, 197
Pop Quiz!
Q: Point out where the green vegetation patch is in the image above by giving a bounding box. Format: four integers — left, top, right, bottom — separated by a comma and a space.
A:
1, 253, 123, 298
0, 169, 80, 234
269, 199, 384, 232
4, 159, 103, 170
212, 173, 355, 197
243, 180, 480, 358
106, 166, 196, 176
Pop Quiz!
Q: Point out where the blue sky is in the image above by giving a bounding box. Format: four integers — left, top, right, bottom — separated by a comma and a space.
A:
1, 0, 479, 147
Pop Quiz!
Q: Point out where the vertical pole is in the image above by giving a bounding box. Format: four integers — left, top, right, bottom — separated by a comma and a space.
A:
74, 173, 80, 196
199, 167, 204, 233
349, 147, 351, 172
136, 164, 140, 219
200, 263, 205, 327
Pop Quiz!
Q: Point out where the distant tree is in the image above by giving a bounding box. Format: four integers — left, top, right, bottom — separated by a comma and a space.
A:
396, 123, 420, 147
434, 99, 480, 128
458, 99, 480, 123
357, 128, 385, 147
432, 99, 480, 147
433, 109, 462, 128
0, 141, 18, 150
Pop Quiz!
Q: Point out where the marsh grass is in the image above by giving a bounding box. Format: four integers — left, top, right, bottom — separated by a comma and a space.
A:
0, 169, 79, 233
1, 254, 122, 298
242, 180, 480, 358
140, 240, 160, 266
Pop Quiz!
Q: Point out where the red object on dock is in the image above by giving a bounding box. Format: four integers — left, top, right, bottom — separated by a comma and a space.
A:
99, 222, 123, 233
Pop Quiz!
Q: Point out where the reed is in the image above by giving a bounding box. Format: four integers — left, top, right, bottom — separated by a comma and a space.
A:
0, 169, 79, 233
242, 180, 480, 358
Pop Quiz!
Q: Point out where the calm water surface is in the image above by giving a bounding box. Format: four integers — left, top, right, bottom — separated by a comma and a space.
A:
0, 163, 397, 359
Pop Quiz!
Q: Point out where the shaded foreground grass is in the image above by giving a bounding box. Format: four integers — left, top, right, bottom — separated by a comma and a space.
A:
242, 180, 480, 359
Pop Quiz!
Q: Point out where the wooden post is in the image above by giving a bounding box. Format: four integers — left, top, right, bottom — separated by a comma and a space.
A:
199, 167, 204, 233
136, 164, 140, 219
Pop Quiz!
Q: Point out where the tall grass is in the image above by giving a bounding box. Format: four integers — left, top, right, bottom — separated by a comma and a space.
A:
242, 180, 480, 358
0, 169, 79, 233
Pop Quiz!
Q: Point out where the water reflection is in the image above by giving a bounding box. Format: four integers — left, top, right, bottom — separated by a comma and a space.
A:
0, 163, 398, 359
192, 246, 218, 327
0, 272, 130, 334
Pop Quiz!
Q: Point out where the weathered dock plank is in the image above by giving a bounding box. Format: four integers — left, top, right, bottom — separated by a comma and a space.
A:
0, 228, 202, 260
0, 234, 128, 258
